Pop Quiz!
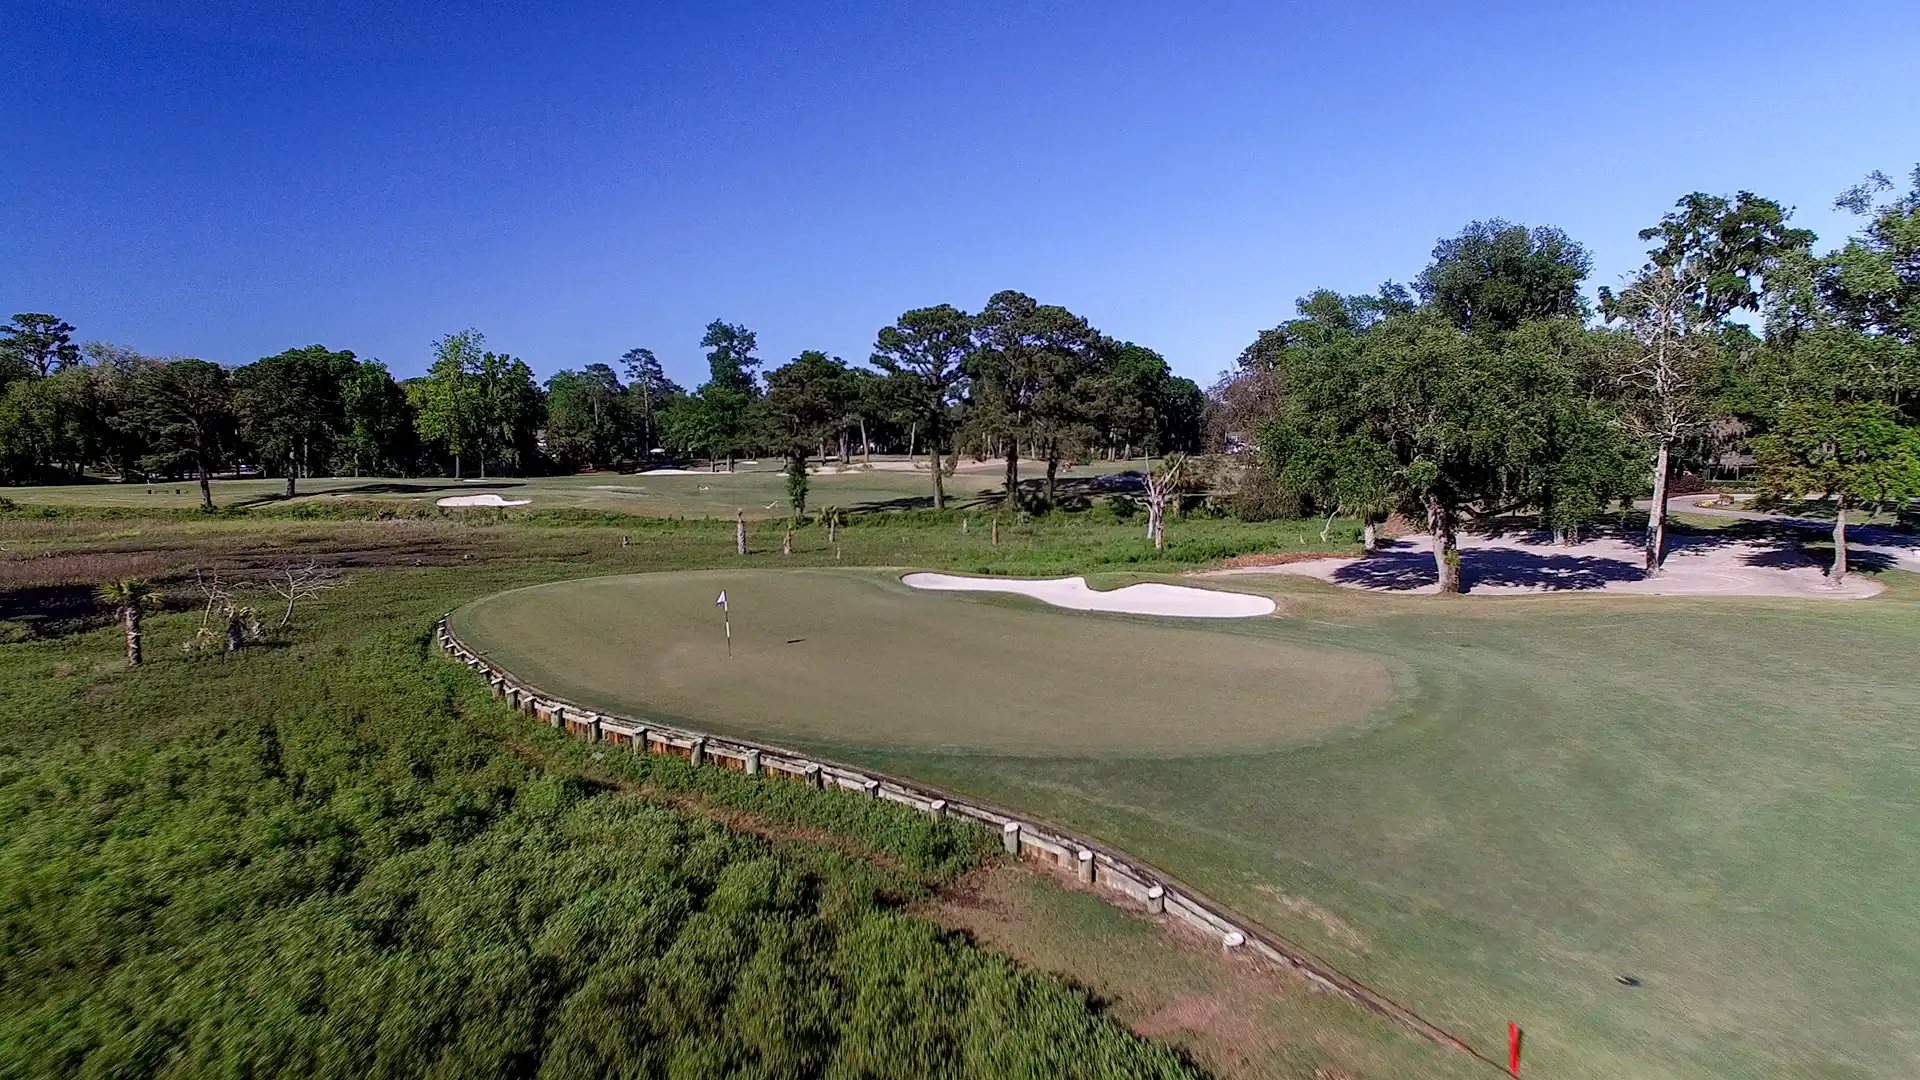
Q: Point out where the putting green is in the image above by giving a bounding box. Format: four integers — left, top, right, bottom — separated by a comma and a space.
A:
452, 569, 1391, 754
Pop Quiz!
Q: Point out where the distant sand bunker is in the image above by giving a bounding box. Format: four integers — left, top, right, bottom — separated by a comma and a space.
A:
902, 573, 1275, 618
437, 494, 532, 507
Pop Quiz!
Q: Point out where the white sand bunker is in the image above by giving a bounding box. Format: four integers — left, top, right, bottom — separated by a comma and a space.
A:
902, 573, 1276, 618
436, 493, 532, 507
1204, 530, 1886, 599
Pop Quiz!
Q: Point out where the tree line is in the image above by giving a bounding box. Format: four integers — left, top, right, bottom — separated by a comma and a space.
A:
1217, 166, 1920, 590
0, 294, 1204, 509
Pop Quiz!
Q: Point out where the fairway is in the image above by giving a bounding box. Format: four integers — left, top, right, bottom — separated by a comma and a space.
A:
7, 458, 1142, 519
453, 569, 1391, 754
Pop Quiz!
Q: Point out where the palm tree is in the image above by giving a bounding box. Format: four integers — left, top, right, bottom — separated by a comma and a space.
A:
96, 579, 163, 666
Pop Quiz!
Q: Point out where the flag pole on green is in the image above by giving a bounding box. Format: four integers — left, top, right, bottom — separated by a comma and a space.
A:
716, 590, 731, 656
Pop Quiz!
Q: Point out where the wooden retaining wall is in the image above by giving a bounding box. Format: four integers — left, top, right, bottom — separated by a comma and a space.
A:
437, 615, 1484, 1061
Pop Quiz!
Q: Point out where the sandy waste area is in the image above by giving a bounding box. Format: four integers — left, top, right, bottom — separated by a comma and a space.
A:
1201, 528, 1905, 599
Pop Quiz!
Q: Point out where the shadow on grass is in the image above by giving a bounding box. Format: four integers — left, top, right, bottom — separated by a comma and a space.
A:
0, 584, 113, 639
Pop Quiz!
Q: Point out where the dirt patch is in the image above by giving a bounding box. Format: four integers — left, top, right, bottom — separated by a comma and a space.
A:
0, 551, 178, 588
0, 521, 509, 587
916, 862, 1401, 1080
1133, 996, 1229, 1037
1257, 887, 1370, 953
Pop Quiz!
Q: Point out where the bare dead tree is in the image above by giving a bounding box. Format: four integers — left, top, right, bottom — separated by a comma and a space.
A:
1608, 266, 1719, 576
187, 568, 265, 653
191, 568, 235, 629
264, 558, 347, 628
1142, 453, 1188, 551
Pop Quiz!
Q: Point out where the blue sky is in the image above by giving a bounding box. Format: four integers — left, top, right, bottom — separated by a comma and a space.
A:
4, 1, 1916, 389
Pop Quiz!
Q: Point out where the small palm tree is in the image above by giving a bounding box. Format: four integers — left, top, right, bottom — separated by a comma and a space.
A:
96, 579, 164, 666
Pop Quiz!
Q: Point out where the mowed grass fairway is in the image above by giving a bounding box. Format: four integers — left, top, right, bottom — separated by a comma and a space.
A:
453, 570, 1390, 753
459, 567, 1920, 1080
5, 458, 1139, 518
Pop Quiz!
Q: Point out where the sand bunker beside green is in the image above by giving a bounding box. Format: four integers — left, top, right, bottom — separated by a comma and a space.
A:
453, 569, 1390, 754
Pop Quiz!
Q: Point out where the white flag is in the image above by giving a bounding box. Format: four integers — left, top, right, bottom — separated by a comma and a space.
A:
716, 591, 728, 606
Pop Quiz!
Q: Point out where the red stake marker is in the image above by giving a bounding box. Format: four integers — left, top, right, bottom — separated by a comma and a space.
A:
1508, 1022, 1522, 1076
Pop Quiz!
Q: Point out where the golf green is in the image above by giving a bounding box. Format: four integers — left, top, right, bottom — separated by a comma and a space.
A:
452, 569, 1392, 754
461, 567, 1920, 1079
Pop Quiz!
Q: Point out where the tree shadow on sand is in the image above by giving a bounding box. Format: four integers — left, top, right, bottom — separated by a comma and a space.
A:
1334, 515, 1912, 593
1332, 541, 1648, 592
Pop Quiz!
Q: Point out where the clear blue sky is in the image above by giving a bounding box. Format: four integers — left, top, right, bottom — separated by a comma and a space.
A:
4, 1, 1916, 390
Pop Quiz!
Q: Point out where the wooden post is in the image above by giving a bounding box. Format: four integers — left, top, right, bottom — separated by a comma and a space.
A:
587, 716, 602, 742
549, 704, 564, 729
1147, 884, 1165, 915
744, 749, 761, 775
929, 799, 947, 819
690, 738, 706, 767
1223, 931, 1245, 954
1002, 822, 1021, 855
634, 727, 649, 752
862, 779, 880, 799
1076, 849, 1095, 885
806, 764, 823, 789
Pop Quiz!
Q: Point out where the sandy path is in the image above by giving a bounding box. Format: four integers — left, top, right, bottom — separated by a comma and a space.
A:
1200, 528, 1886, 599
901, 573, 1276, 617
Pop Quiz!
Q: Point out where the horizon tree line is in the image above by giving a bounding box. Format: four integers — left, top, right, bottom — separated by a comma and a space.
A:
0, 302, 1204, 510
5, 163, 1914, 579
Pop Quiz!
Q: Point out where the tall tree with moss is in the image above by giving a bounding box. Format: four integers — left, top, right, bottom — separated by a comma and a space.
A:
1415, 221, 1591, 333
1756, 402, 1920, 584
966, 291, 1099, 507
1818, 167, 1920, 360
1602, 190, 1816, 574
619, 347, 683, 463
339, 360, 414, 476
872, 305, 971, 508
411, 331, 484, 477
232, 345, 355, 497
690, 321, 762, 470
764, 350, 851, 516
0, 313, 81, 380
125, 359, 234, 508
545, 365, 626, 472
1263, 308, 1614, 593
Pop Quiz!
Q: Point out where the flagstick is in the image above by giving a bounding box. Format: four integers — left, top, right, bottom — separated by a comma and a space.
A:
723, 598, 732, 656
